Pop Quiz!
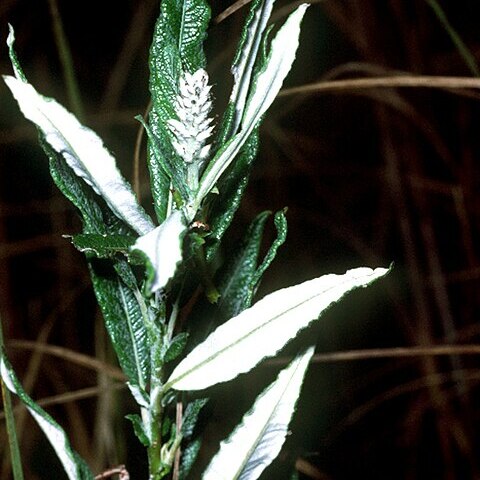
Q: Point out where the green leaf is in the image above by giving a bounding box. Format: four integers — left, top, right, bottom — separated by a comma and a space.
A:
113, 258, 141, 289
166, 267, 388, 391
137, 115, 191, 204
0, 355, 94, 480
148, 0, 211, 221
215, 0, 275, 144
164, 332, 189, 363
43, 138, 106, 235
227, 0, 276, 137
216, 210, 271, 319
4, 75, 154, 236
126, 414, 151, 447
246, 208, 288, 303
147, 140, 171, 223
205, 3, 274, 249
89, 259, 150, 389
71, 233, 135, 258
7, 25, 26, 82
194, 5, 309, 212
182, 398, 208, 439
162, 416, 173, 438
203, 347, 313, 480
179, 437, 202, 480
205, 130, 259, 261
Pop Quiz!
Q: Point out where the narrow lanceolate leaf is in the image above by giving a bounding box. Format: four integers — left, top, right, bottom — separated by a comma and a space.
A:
228, 0, 275, 137
194, 5, 309, 212
216, 211, 272, 319
71, 233, 135, 258
246, 209, 288, 304
148, 0, 210, 221
43, 139, 106, 235
167, 267, 388, 391
3, 76, 154, 236
0, 355, 94, 480
241, 4, 309, 130
203, 347, 314, 480
89, 259, 150, 388
133, 210, 186, 293
7, 25, 26, 82
205, 130, 259, 261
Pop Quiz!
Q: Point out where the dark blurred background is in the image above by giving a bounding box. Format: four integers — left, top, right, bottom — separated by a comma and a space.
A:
2, 0, 480, 479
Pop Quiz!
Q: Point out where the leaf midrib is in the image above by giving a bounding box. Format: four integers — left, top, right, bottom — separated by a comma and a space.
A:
169, 274, 371, 388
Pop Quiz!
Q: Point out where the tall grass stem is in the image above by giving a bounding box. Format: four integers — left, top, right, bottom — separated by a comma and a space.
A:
48, 0, 85, 119
0, 317, 24, 480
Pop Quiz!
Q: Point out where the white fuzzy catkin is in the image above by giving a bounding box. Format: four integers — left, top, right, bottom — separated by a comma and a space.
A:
167, 68, 214, 165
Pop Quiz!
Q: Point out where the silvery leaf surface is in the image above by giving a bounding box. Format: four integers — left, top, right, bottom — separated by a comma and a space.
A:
0, 355, 94, 480
202, 347, 314, 480
241, 4, 309, 130
167, 266, 388, 391
228, 0, 276, 136
133, 210, 186, 293
3, 76, 154, 236
194, 4, 309, 213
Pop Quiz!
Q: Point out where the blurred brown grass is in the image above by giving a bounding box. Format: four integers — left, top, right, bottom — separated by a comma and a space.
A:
2, 0, 480, 478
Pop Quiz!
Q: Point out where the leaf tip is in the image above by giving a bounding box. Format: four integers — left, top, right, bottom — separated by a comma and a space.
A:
6, 24, 14, 46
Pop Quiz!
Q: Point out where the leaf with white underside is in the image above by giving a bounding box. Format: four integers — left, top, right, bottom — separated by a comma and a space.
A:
0, 356, 94, 480
228, 0, 275, 135
3, 76, 154, 236
203, 347, 314, 480
194, 4, 308, 213
167, 266, 387, 391
132, 210, 186, 293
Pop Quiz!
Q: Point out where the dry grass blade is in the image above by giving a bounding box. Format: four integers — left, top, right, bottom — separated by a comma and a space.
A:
328, 368, 480, 442
1, 285, 88, 478
279, 75, 480, 97
7, 340, 126, 381
48, 0, 84, 119
94, 464, 129, 480
213, 0, 252, 25
266, 344, 480, 366
100, 0, 158, 111
295, 458, 332, 480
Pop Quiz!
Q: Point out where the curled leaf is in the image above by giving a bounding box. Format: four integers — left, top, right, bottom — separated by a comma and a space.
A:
194, 4, 309, 213
133, 210, 186, 293
3, 76, 154, 235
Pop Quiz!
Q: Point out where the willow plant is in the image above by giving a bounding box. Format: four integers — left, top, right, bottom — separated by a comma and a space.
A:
1, 1, 388, 479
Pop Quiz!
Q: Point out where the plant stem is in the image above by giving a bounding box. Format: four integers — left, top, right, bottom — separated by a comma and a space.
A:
0, 317, 24, 480
194, 245, 220, 304
147, 384, 163, 479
